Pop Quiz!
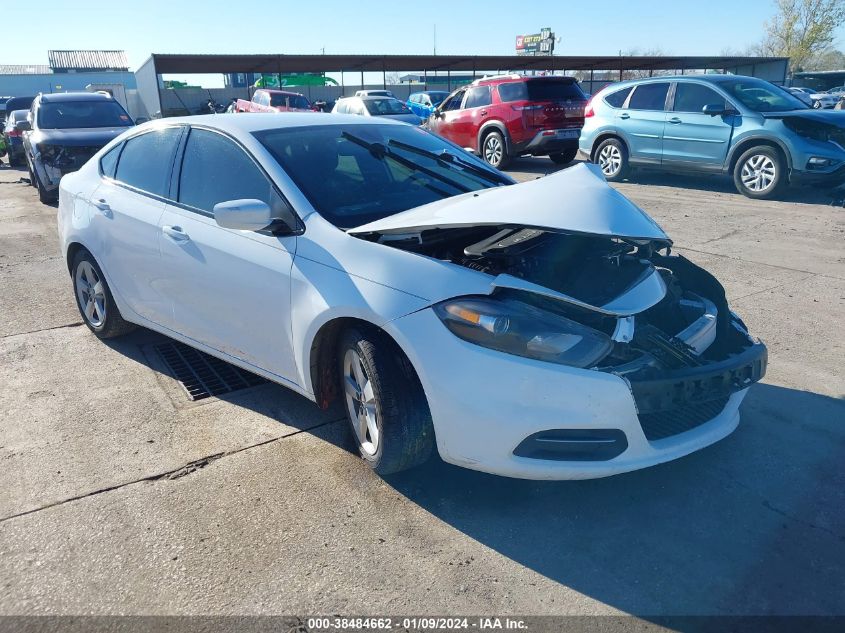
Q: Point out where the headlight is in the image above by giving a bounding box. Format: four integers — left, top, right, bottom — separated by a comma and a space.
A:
433, 296, 613, 368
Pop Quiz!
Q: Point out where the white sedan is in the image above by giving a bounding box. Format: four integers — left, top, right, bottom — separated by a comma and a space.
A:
57, 114, 767, 479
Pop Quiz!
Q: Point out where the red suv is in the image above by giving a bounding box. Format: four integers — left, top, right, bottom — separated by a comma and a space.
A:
427, 75, 588, 169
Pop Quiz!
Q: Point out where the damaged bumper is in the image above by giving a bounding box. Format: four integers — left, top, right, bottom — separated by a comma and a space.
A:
32, 145, 103, 191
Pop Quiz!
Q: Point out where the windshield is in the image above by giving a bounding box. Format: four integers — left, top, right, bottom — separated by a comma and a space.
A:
364, 99, 412, 116
254, 124, 509, 228
270, 93, 310, 109
37, 101, 133, 129
720, 79, 809, 112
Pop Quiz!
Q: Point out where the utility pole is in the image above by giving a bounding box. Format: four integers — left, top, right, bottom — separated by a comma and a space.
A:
433, 24, 437, 55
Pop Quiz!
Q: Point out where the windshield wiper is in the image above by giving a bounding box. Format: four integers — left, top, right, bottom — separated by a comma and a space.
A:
342, 132, 470, 193
387, 139, 510, 186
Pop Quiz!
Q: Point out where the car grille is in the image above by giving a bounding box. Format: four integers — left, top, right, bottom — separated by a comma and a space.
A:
638, 396, 730, 441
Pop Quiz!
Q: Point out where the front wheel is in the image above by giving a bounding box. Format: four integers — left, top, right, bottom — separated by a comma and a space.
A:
549, 148, 578, 165
481, 130, 510, 170
733, 146, 785, 199
338, 328, 434, 475
71, 250, 136, 339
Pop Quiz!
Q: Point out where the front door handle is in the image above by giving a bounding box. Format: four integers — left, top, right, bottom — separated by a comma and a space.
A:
619, 113, 630, 119
668, 117, 682, 124
162, 225, 190, 242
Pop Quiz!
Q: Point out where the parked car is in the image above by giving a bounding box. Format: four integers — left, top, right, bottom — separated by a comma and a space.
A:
0, 96, 11, 122
331, 96, 421, 124
3, 109, 29, 166
4, 96, 35, 119
22, 92, 135, 203
427, 74, 588, 169
355, 89, 395, 98
58, 113, 766, 479
580, 74, 845, 199
407, 91, 449, 119
236, 89, 313, 113
788, 87, 837, 109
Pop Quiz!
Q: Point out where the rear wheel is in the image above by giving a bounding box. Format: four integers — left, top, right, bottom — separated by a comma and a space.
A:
481, 130, 510, 170
549, 148, 578, 165
733, 146, 785, 199
71, 250, 136, 339
593, 137, 630, 181
338, 327, 434, 475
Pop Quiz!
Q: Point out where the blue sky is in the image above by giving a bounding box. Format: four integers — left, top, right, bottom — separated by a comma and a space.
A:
12, 0, 845, 72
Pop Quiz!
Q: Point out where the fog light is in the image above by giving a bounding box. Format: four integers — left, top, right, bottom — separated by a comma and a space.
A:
807, 157, 832, 169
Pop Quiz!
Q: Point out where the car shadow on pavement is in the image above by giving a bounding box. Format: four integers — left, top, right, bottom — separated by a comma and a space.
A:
381, 383, 845, 616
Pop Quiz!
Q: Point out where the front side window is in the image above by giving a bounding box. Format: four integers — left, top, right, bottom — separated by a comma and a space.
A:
254, 124, 507, 229
464, 86, 493, 109
673, 83, 727, 112
441, 91, 465, 111
627, 83, 670, 111
114, 127, 182, 196
178, 128, 277, 214
37, 100, 133, 129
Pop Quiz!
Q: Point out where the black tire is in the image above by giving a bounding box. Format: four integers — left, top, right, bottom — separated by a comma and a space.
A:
27, 158, 37, 187
71, 250, 136, 339
480, 130, 510, 170
593, 137, 630, 181
34, 169, 56, 204
337, 327, 434, 475
549, 148, 578, 165
732, 146, 786, 200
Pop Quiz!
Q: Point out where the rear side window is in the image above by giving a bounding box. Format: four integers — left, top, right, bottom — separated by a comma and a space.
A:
464, 85, 493, 109
628, 83, 670, 111
604, 86, 633, 108
114, 127, 182, 197
99, 144, 121, 178
673, 83, 727, 112
178, 128, 276, 213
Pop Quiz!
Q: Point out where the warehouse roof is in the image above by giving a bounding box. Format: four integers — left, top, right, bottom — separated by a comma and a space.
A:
0, 64, 51, 75
48, 50, 129, 71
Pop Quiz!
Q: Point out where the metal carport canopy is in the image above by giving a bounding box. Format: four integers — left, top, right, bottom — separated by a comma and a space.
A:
147, 53, 789, 74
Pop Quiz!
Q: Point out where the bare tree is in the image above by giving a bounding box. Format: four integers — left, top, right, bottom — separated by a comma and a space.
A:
385, 72, 402, 86
810, 47, 845, 69
756, 0, 845, 71
618, 48, 676, 79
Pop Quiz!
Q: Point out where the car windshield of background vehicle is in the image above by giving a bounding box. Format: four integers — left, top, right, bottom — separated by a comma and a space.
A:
721, 79, 809, 112
498, 79, 585, 103
364, 99, 411, 115
37, 101, 133, 129
255, 124, 502, 228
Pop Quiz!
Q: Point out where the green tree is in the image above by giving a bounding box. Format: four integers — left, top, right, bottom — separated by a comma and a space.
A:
756, 0, 845, 71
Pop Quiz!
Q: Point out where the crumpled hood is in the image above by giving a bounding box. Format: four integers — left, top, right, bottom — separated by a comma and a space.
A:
761, 109, 845, 125
349, 162, 671, 244
31, 126, 131, 148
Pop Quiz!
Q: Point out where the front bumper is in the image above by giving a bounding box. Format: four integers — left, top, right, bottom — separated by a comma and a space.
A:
790, 163, 845, 187
386, 308, 764, 480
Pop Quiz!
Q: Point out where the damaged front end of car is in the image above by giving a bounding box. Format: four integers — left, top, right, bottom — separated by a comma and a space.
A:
351, 164, 767, 444
35, 144, 102, 188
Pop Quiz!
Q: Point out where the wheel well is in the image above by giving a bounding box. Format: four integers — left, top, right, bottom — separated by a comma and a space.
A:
590, 133, 626, 161
65, 242, 89, 274
309, 317, 414, 410
729, 139, 790, 173
478, 123, 508, 153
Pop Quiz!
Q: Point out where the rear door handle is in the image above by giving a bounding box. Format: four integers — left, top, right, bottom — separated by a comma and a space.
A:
480, 110, 488, 116
619, 113, 630, 119
93, 198, 112, 216
668, 117, 682, 124
162, 225, 190, 242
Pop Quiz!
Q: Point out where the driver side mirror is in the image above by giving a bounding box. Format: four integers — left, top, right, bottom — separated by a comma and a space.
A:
213, 199, 274, 231
15, 120, 31, 132
702, 103, 736, 116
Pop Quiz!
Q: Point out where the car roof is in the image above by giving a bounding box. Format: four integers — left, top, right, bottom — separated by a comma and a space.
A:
9, 109, 28, 119
39, 92, 115, 103
257, 89, 305, 96
144, 112, 409, 134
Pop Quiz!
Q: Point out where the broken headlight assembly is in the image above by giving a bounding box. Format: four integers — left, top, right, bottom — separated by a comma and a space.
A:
783, 116, 845, 150
433, 297, 613, 368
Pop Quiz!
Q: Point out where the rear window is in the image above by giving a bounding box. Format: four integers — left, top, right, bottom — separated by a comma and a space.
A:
270, 93, 310, 109
604, 86, 633, 108
627, 83, 670, 111
38, 100, 133, 129
498, 79, 585, 103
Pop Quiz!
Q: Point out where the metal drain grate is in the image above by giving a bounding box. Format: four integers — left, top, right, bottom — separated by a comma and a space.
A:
153, 341, 267, 401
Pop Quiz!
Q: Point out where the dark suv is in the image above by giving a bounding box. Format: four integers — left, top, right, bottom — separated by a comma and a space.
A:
427, 74, 588, 169
21, 92, 134, 202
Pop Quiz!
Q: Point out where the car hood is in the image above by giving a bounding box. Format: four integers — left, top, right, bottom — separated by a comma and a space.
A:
349, 162, 671, 244
378, 113, 422, 124
761, 109, 845, 124
30, 126, 131, 147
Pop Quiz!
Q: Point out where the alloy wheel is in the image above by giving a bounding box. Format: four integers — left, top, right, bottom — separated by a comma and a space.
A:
597, 144, 622, 176
343, 348, 380, 456
75, 261, 107, 328
483, 135, 503, 166
740, 154, 776, 192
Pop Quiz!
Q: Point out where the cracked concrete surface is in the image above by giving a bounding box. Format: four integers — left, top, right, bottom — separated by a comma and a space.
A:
0, 158, 842, 616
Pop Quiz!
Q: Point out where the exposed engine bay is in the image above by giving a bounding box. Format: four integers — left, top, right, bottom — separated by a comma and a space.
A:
368, 225, 766, 409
